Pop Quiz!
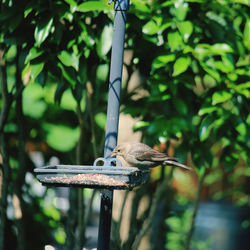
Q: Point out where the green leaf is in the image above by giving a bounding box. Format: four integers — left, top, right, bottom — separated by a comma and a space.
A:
157, 55, 176, 64
65, 0, 78, 12
97, 64, 109, 82
167, 32, 183, 52
200, 61, 221, 82
132, 0, 151, 13
24, 7, 33, 18
205, 170, 222, 184
3, 123, 18, 133
78, 23, 95, 47
199, 115, 214, 141
165, 217, 182, 231
60, 88, 78, 111
22, 63, 31, 82
142, 20, 171, 35
172, 57, 191, 76
230, 0, 249, 6
194, 43, 233, 59
152, 54, 176, 70
78, 60, 88, 83
44, 123, 80, 152
247, 114, 250, 126
212, 91, 232, 105
143, 20, 159, 35
227, 73, 238, 81
76, 1, 110, 12
198, 106, 217, 116
210, 43, 233, 55
174, 1, 189, 21
197, 166, 206, 178
54, 228, 66, 244
25, 48, 44, 63
228, 81, 250, 98
236, 123, 247, 137
192, 116, 201, 126
159, 84, 168, 92
31, 62, 45, 80
54, 81, 67, 104
24, 100, 47, 119
148, 118, 167, 135
214, 61, 230, 73
149, 94, 170, 102
173, 99, 188, 115
193, 45, 210, 60
243, 19, 250, 50
148, 117, 187, 135
97, 24, 113, 58
95, 113, 107, 129
23, 83, 47, 119
223, 151, 240, 170
133, 121, 150, 131
222, 54, 234, 71
177, 21, 193, 42
58, 50, 79, 71
34, 18, 53, 46
58, 63, 76, 86
215, 55, 234, 73
5, 46, 17, 61
71, 83, 84, 103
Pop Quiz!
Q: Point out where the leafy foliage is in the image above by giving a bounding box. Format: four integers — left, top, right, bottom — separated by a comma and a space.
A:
0, 0, 249, 249
122, 0, 250, 173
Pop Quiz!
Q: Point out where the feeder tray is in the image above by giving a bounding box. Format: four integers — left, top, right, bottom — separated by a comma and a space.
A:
34, 158, 149, 190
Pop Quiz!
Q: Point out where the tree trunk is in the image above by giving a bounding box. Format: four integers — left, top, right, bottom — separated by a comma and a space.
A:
14, 48, 26, 250
0, 53, 11, 250
184, 169, 206, 250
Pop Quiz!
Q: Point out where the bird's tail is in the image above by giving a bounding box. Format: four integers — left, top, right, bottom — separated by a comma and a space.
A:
164, 160, 191, 170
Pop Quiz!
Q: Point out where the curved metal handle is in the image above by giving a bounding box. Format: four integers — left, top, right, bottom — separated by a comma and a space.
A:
93, 157, 122, 167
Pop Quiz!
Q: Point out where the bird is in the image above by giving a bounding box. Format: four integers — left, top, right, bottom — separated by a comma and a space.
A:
111, 142, 190, 170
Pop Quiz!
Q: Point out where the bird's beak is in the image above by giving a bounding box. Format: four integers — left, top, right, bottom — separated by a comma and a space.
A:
111, 151, 116, 157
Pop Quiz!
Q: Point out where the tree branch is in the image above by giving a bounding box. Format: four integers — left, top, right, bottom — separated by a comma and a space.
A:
14, 46, 27, 250
0, 54, 12, 133
124, 185, 147, 248
111, 190, 129, 246
86, 81, 98, 158
0, 135, 10, 250
131, 169, 173, 250
0, 50, 11, 250
76, 102, 86, 250
81, 80, 101, 243
184, 169, 206, 250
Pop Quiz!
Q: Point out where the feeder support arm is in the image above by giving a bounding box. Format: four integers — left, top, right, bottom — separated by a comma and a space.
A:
104, 0, 129, 157
98, 0, 129, 250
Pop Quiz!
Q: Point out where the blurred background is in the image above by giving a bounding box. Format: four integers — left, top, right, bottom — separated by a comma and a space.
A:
0, 0, 249, 250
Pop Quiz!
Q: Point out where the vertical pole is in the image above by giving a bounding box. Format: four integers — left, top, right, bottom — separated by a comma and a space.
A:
97, 1, 129, 249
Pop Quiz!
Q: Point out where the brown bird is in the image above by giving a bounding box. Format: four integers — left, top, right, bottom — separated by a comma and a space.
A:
111, 142, 190, 170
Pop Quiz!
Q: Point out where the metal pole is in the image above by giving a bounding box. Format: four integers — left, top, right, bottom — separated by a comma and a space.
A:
97, 1, 129, 249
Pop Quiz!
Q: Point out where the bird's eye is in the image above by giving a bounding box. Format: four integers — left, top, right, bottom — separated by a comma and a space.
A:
117, 149, 120, 152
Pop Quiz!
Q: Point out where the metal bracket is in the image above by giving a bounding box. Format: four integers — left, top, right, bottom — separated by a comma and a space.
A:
108, 0, 130, 11
93, 157, 122, 167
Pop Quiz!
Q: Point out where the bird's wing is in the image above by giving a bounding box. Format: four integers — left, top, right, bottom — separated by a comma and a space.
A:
135, 149, 177, 162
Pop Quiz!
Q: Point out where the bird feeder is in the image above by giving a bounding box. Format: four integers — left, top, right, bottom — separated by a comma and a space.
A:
34, 158, 149, 189
34, 0, 148, 249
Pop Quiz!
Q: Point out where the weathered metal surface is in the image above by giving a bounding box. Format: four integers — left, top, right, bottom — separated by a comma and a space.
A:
34, 164, 149, 189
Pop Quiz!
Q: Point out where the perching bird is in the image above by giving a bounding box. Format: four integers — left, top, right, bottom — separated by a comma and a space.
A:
111, 142, 190, 170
